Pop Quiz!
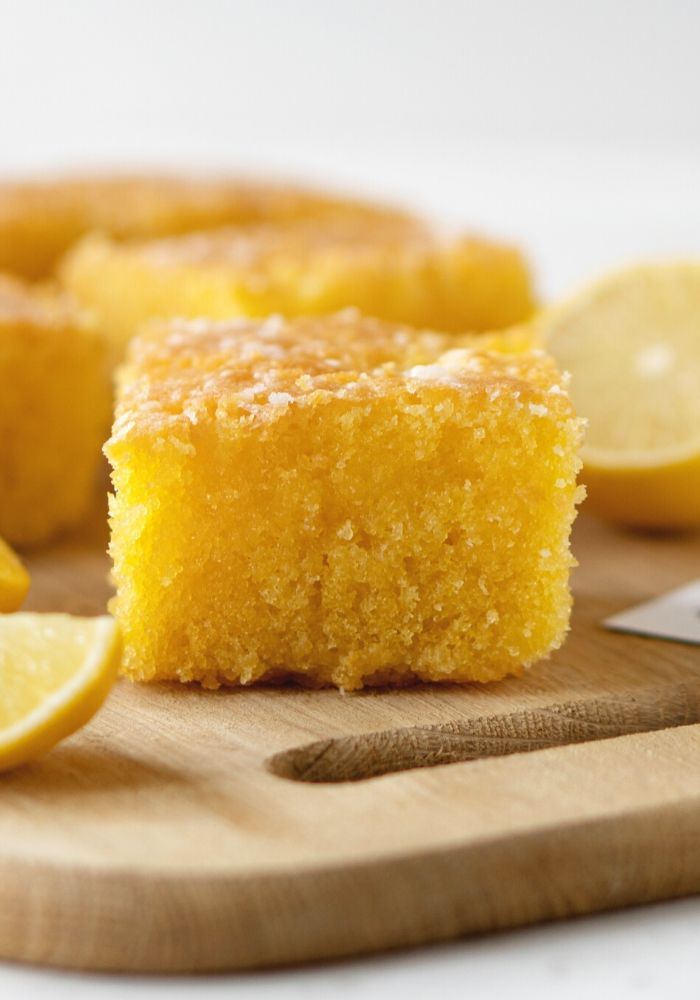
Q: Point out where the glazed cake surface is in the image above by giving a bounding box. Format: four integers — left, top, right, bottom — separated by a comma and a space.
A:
107, 312, 583, 690
64, 216, 535, 361
0, 274, 109, 547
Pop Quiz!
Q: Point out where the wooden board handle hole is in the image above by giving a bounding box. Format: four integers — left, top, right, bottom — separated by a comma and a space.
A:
266, 684, 700, 783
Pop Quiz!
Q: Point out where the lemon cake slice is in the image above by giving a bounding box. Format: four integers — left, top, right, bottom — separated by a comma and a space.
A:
0, 274, 109, 547
0, 173, 410, 279
107, 312, 583, 690
63, 216, 535, 362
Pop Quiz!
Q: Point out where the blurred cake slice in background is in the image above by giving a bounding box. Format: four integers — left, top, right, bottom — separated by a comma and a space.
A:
0, 273, 109, 547
63, 215, 535, 362
0, 173, 412, 279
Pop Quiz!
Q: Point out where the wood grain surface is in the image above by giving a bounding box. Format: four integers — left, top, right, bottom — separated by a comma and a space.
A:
1, 505, 699, 973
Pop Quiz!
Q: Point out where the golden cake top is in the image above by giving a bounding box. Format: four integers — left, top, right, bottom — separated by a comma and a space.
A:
109, 312, 574, 449
0, 175, 410, 233
81, 214, 521, 279
134, 216, 433, 267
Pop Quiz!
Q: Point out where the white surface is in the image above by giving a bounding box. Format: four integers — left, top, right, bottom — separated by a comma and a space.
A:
1, 0, 699, 996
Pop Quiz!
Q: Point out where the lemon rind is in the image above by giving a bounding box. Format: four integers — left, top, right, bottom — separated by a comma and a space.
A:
0, 614, 120, 752
582, 439, 700, 472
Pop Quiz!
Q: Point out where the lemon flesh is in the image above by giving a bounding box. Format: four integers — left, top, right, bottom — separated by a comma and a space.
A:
0, 614, 121, 771
0, 536, 30, 612
541, 262, 700, 528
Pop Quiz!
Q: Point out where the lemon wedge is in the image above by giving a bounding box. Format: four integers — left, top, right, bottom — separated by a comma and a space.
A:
0, 536, 30, 612
540, 262, 700, 529
0, 614, 121, 772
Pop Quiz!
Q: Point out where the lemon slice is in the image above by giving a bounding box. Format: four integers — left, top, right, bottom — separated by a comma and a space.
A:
0, 537, 30, 612
0, 614, 121, 772
540, 262, 700, 528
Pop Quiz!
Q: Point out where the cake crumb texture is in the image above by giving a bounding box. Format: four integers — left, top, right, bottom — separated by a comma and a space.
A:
108, 312, 583, 690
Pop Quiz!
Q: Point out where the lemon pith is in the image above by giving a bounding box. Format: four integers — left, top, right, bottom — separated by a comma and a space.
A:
0, 614, 121, 772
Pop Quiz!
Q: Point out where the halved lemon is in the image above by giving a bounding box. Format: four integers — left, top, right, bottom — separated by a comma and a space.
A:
0, 537, 30, 613
0, 614, 121, 772
540, 262, 700, 529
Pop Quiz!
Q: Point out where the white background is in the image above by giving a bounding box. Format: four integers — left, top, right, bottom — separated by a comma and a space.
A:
2, 0, 700, 297
1, 0, 699, 996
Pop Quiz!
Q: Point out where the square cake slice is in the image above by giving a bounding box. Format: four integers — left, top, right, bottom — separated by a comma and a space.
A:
107, 313, 583, 689
0, 274, 109, 547
63, 216, 534, 362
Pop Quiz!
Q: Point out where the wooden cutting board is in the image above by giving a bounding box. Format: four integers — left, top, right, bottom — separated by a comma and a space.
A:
1, 505, 699, 973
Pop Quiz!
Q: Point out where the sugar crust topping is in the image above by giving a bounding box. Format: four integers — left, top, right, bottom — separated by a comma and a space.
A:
109, 313, 574, 446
